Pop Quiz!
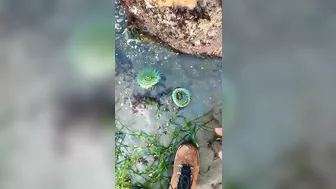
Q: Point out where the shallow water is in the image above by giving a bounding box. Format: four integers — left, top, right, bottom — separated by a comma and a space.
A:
115, 2, 224, 188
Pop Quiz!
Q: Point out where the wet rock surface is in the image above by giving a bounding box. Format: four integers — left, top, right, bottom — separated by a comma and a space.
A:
118, 0, 222, 57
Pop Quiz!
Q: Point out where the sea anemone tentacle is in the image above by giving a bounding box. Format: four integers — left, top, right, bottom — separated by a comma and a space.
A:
136, 68, 161, 89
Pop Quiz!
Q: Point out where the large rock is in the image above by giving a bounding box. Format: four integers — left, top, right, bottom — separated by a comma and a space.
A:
119, 0, 222, 57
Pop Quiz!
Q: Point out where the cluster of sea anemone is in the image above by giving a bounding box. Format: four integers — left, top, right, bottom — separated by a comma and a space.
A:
136, 68, 191, 108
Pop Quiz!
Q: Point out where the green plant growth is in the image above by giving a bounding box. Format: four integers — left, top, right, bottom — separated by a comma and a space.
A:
115, 110, 215, 189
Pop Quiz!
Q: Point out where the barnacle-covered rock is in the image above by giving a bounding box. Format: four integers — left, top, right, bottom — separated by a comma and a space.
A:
118, 0, 222, 57
147, 0, 198, 9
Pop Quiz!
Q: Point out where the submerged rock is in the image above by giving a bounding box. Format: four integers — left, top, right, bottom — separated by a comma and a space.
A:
118, 0, 222, 57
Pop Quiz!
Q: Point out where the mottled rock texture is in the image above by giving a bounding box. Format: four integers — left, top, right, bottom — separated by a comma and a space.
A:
119, 0, 222, 57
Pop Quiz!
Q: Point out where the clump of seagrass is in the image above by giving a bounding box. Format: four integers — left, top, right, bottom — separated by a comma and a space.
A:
115, 110, 214, 188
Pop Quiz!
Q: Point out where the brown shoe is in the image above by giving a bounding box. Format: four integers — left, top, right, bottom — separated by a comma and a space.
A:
169, 143, 200, 189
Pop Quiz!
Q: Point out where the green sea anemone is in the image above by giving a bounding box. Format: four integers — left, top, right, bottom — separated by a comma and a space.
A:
136, 68, 161, 89
171, 88, 191, 108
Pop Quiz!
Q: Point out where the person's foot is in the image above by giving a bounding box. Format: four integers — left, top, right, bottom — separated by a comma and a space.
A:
170, 143, 200, 189
215, 128, 223, 159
